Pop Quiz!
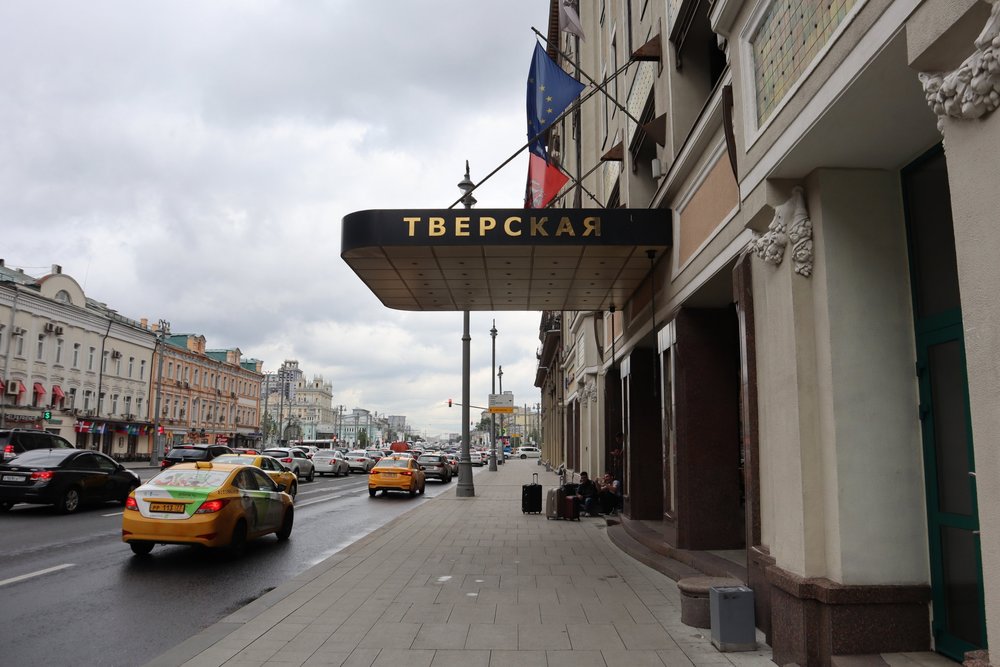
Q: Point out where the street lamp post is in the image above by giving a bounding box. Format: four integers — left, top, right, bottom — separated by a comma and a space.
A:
150, 319, 171, 466
456, 161, 476, 497
497, 365, 504, 457
489, 321, 498, 471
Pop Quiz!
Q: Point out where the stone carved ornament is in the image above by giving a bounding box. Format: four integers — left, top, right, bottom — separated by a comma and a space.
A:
752, 186, 813, 277
919, 0, 1000, 129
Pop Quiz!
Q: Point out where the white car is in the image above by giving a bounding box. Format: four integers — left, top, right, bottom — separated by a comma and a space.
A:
262, 447, 316, 481
345, 450, 375, 473
515, 446, 541, 459
469, 451, 484, 466
312, 450, 350, 476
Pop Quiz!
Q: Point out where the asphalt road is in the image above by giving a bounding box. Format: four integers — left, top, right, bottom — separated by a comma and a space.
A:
0, 464, 487, 667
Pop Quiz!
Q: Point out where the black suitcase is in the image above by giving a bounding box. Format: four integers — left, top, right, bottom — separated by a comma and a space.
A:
522, 473, 542, 514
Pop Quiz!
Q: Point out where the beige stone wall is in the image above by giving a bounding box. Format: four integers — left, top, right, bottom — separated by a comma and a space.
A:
940, 111, 1000, 657
677, 154, 740, 266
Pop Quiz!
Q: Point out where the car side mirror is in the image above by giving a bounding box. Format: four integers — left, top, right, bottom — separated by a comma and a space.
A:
419, 465, 426, 471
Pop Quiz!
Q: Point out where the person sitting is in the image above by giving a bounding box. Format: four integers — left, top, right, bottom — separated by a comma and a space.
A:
597, 471, 622, 515
575, 471, 600, 516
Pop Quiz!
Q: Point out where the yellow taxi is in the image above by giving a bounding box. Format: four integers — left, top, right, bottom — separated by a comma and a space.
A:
212, 453, 298, 498
122, 462, 294, 557
368, 455, 426, 497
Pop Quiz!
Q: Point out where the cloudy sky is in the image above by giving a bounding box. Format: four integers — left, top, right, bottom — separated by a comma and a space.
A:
1, 1, 556, 437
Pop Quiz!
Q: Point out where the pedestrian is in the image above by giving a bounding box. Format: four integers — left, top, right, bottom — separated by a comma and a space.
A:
575, 471, 600, 516
597, 471, 621, 515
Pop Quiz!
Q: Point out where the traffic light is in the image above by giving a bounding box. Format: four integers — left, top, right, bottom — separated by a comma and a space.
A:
448, 399, 452, 407
42, 410, 52, 420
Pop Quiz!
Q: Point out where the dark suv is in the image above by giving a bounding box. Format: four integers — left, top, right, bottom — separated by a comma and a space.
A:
1, 429, 76, 462
160, 444, 234, 469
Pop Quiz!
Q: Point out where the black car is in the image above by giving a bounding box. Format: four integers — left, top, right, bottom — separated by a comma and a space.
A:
1, 429, 75, 462
0, 449, 141, 513
160, 444, 234, 469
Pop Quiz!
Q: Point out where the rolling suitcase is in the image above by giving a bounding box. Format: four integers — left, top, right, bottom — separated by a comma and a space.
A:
522, 473, 542, 514
545, 487, 563, 519
563, 494, 580, 520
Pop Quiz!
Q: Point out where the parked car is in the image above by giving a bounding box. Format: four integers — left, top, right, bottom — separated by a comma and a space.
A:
312, 450, 349, 477
417, 454, 452, 483
122, 462, 294, 556
212, 454, 298, 497
0, 449, 140, 513
368, 456, 426, 497
262, 448, 315, 482
1, 428, 76, 462
468, 450, 484, 466
516, 446, 541, 459
160, 444, 234, 470
345, 450, 375, 473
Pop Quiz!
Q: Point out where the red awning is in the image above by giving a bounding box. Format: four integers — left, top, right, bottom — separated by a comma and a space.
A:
0, 378, 4, 393
33, 382, 45, 396
15, 381, 26, 395
52, 385, 65, 400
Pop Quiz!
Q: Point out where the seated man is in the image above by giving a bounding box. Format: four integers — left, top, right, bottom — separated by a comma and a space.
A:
575, 471, 600, 516
597, 471, 622, 515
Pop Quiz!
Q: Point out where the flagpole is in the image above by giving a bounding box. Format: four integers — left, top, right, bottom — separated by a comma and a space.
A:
531, 27, 642, 126
445, 60, 633, 210
547, 159, 606, 209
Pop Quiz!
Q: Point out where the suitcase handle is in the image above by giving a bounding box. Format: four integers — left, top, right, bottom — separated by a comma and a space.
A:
532, 472, 538, 484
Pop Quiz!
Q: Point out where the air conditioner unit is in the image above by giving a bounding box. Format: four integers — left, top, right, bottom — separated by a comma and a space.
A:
230, 392, 236, 398
175, 379, 182, 386
84, 409, 95, 417
5, 382, 20, 396
54, 326, 64, 336
184, 382, 190, 388
43, 323, 56, 333
12, 327, 25, 336
111, 350, 122, 359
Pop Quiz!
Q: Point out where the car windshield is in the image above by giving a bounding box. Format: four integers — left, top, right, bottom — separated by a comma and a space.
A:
212, 455, 254, 465
166, 447, 210, 459
375, 459, 410, 468
149, 469, 230, 489
5, 449, 76, 466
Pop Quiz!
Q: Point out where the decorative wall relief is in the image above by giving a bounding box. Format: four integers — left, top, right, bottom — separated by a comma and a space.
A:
919, 0, 1000, 130
753, 186, 813, 277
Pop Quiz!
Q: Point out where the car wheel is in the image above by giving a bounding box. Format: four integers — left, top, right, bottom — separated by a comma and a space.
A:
306, 467, 315, 483
288, 481, 298, 498
227, 519, 248, 557
57, 487, 81, 514
276, 508, 293, 541
520, 454, 527, 459
0, 501, 13, 512
409, 485, 417, 497
130, 541, 154, 556
419, 483, 425, 495
369, 488, 377, 497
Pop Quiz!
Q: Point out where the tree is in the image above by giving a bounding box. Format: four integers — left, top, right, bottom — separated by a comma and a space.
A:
358, 430, 369, 447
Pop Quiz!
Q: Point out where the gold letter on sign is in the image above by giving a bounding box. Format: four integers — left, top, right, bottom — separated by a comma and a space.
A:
479, 217, 497, 236
582, 217, 601, 236
504, 216, 522, 236
428, 217, 446, 237
404, 217, 420, 237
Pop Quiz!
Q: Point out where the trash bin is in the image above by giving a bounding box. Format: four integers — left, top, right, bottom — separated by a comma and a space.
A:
709, 586, 756, 652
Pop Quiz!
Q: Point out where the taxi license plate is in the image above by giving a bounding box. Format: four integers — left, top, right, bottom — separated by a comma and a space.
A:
149, 502, 185, 513
381, 473, 397, 478
2, 474, 24, 482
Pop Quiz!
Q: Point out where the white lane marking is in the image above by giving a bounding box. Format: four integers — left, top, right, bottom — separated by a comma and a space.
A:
437, 576, 453, 583
295, 490, 365, 508
103, 511, 124, 517
0, 564, 75, 587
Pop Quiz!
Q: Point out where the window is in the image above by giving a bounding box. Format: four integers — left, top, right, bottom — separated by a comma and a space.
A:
73, 343, 80, 368
83, 390, 92, 410
102, 351, 108, 373
55, 339, 63, 365
128, 357, 134, 377
124, 396, 132, 416
88, 347, 95, 370
37, 334, 45, 361
111, 394, 119, 415
136, 397, 144, 417
140, 359, 146, 380
54, 289, 72, 304
15, 335, 24, 357
167, 362, 173, 379
115, 357, 121, 375
68, 388, 77, 408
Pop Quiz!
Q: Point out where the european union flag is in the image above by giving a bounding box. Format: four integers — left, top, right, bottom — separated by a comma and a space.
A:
526, 42, 584, 159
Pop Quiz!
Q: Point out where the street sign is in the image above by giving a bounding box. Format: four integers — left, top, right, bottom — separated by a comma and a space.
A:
488, 392, 514, 413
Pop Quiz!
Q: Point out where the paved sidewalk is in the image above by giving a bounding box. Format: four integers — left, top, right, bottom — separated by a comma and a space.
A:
149, 459, 774, 667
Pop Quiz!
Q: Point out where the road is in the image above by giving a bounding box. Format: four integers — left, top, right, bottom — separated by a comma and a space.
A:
0, 464, 486, 667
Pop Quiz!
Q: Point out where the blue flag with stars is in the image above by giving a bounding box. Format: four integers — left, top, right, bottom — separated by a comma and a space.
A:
526, 42, 584, 159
